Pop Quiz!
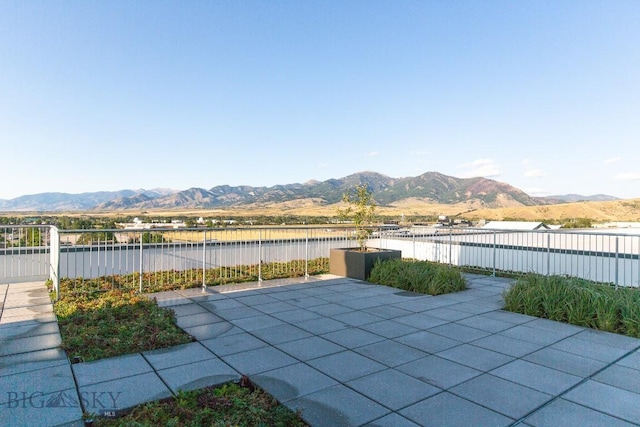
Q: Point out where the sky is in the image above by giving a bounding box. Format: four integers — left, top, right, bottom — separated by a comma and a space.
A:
1, 1, 639, 200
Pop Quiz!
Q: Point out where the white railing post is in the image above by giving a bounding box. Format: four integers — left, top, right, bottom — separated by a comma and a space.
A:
258, 229, 262, 282
412, 232, 416, 260
50, 226, 60, 301
546, 232, 551, 276
448, 228, 452, 266
139, 231, 143, 293
202, 230, 207, 291
615, 236, 619, 290
492, 230, 497, 276
305, 228, 309, 279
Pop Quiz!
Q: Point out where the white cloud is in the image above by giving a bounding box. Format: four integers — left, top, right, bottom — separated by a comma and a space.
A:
317, 162, 328, 169
614, 172, 640, 181
457, 159, 501, 178
525, 187, 549, 197
522, 159, 546, 178
367, 151, 379, 157
605, 157, 622, 165
411, 149, 430, 156
524, 169, 546, 177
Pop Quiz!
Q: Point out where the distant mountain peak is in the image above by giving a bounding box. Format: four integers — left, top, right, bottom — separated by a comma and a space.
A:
540, 194, 620, 203
0, 172, 618, 212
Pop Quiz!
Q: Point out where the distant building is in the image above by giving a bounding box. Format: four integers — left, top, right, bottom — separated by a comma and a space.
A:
594, 222, 640, 229
482, 221, 550, 231
437, 216, 472, 227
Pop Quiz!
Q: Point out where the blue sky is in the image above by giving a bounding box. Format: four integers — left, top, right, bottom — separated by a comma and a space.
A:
1, 1, 639, 200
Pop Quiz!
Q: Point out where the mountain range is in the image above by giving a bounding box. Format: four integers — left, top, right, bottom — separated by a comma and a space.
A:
0, 171, 618, 212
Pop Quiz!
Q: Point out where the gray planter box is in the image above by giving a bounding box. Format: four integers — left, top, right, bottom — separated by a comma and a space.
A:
329, 248, 402, 281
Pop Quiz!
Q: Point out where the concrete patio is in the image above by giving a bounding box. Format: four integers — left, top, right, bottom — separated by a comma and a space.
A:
1, 274, 640, 426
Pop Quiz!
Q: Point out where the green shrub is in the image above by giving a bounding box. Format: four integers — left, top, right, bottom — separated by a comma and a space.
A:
503, 274, 640, 338
368, 259, 467, 295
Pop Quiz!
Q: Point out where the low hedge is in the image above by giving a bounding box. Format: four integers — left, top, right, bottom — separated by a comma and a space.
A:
503, 274, 640, 338
368, 259, 467, 295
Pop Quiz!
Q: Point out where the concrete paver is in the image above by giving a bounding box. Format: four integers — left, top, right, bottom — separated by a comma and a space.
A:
182, 321, 243, 340
594, 364, 640, 394
394, 330, 460, 354
251, 362, 339, 403
400, 392, 513, 427
449, 374, 552, 420
0, 282, 83, 427
523, 398, 637, 427
230, 313, 286, 331
72, 353, 153, 387
321, 327, 386, 348
200, 331, 269, 357
396, 355, 482, 390
359, 319, 420, 339
286, 384, 390, 427
522, 346, 608, 377
618, 349, 640, 370
563, 380, 640, 424
436, 343, 515, 371
157, 358, 239, 393
346, 368, 441, 411
2, 274, 640, 426
308, 350, 387, 382
364, 413, 421, 427
551, 335, 630, 362
221, 345, 298, 375
77, 372, 173, 416
428, 322, 491, 342
250, 323, 313, 344
0, 364, 77, 405
470, 333, 544, 358
275, 335, 345, 361
490, 359, 582, 395
143, 342, 217, 370
353, 340, 427, 368
0, 388, 84, 427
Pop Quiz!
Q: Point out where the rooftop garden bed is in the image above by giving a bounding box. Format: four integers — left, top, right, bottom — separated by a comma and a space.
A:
503, 274, 640, 338
90, 380, 308, 427
368, 258, 467, 295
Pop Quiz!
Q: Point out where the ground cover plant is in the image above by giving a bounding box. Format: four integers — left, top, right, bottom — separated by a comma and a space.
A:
503, 274, 640, 338
368, 258, 467, 295
51, 287, 193, 362
91, 381, 308, 427
57, 257, 329, 296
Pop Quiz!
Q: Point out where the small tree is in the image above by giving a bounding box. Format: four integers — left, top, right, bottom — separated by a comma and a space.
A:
337, 184, 376, 251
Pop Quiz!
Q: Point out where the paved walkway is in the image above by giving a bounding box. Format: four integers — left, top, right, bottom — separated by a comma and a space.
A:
1, 275, 640, 426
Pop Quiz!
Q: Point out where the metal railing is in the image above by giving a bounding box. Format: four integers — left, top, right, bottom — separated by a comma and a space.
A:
383, 228, 640, 288
0, 225, 54, 282
2, 225, 639, 299
52, 226, 357, 298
